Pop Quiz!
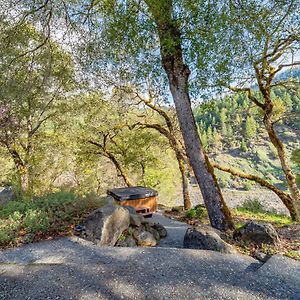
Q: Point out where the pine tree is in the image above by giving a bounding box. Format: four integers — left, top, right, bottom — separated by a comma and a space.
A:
227, 124, 233, 139
213, 128, 222, 150
220, 108, 227, 136
245, 116, 257, 140
207, 125, 213, 146
200, 130, 208, 150
240, 139, 248, 152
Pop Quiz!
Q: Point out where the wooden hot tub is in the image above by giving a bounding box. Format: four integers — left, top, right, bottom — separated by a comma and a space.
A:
107, 186, 158, 217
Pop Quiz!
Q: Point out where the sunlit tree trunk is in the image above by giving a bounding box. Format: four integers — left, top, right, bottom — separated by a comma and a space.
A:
144, 0, 233, 230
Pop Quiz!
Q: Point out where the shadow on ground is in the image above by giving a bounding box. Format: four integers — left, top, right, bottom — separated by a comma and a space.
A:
0, 236, 299, 300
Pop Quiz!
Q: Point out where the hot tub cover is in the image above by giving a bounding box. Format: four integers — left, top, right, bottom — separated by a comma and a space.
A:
107, 186, 158, 201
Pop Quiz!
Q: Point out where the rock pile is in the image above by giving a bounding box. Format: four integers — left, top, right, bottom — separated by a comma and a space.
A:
76, 204, 167, 247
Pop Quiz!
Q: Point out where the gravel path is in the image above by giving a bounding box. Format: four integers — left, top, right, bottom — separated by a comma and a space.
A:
0, 237, 300, 300
0, 214, 299, 299
151, 211, 189, 248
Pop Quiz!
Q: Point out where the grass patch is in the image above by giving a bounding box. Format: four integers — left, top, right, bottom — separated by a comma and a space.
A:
234, 209, 293, 226
234, 199, 294, 227
285, 250, 300, 260
0, 191, 106, 248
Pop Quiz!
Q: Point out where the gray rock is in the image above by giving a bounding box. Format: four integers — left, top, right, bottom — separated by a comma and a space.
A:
254, 251, 271, 262
148, 228, 160, 241
122, 205, 136, 215
134, 230, 157, 247
183, 225, 236, 254
115, 236, 137, 247
0, 186, 15, 205
21, 233, 35, 244
236, 221, 280, 245
130, 214, 142, 227
84, 205, 130, 246
125, 236, 137, 247
143, 222, 153, 232
152, 223, 167, 238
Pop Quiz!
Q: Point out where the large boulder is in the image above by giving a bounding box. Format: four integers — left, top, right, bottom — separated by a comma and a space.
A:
0, 186, 15, 205
183, 225, 236, 254
235, 221, 280, 245
84, 205, 130, 246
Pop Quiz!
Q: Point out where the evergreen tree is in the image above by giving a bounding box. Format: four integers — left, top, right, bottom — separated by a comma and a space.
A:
200, 130, 208, 150
220, 108, 227, 136
213, 128, 222, 150
240, 139, 248, 152
207, 125, 213, 147
227, 124, 233, 139
245, 116, 257, 140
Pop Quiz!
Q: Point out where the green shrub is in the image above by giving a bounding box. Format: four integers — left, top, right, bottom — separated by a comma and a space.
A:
0, 191, 105, 248
186, 205, 208, 220
237, 199, 265, 214
23, 209, 50, 233
256, 148, 269, 163
243, 181, 254, 191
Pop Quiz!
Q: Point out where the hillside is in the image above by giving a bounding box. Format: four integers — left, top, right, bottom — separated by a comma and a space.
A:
194, 85, 300, 191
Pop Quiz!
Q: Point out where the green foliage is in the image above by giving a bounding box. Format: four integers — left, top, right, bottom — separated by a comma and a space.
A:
0, 191, 105, 248
256, 148, 269, 163
186, 205, 208, 220
234, 210, 293, 227
242, 181, 254, 191
237, 199, 265, 214
240, 140, 248, 152
215, 170, 231, 188
245, 116, 257, 140
0, 19, 74, 193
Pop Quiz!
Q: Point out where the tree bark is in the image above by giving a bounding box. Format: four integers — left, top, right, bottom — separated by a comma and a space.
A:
264, 113, 300, 215
255, 68, 300, 218
212, 162, 299, 220
8, 146, 30, 193
88, 140, 133, 187
177, 154, 191, 209
105, 150, 133, 187
144, 0, 233, 230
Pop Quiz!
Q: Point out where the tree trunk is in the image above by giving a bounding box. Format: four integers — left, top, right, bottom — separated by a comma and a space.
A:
19, 166, 29, 193
212, 162, 299, 220
264, 115, 300, 217
177, 155, 191, 209
105, 151, 133, 187
88, 140, 134, 187
140, 123, 192, 209
145, 0, 234, 230
8, 147, 30, 193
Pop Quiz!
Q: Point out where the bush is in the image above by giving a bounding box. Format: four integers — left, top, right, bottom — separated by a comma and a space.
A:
243, 181, 254, 191
256, 148, 269, 163
186, 205, 208, 220
0, 191, 105, 248
237, 199, 265, 214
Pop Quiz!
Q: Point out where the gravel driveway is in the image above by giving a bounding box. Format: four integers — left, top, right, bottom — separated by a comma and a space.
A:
0, 233, 300, 300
